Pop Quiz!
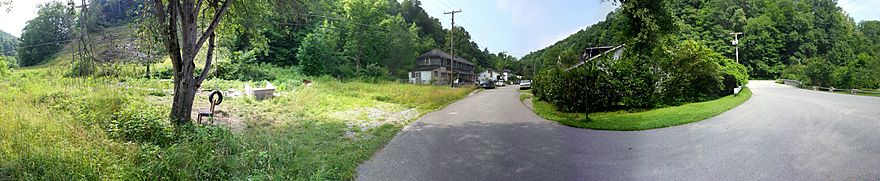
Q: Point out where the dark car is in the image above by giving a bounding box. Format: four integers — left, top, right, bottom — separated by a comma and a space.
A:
478, 80, 496, 89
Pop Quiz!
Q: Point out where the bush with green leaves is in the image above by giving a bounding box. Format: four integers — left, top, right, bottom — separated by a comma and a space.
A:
0, 57, 9, 77
533, 40, 750, 113
212, 50, 276, 81
532, 67, 622, 113
804, 57, 835, 87
296, 21, 353, 79
2, 56, 17, 68
109, 102, 174, 146
657, 40, 747, 104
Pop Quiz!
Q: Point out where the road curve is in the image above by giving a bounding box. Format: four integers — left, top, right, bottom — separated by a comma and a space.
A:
357, 81, 880, 180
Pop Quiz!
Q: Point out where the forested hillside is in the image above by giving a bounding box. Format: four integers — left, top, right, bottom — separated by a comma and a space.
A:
0, 30, 16, 68
0, 30, 15, 56
522, 0, 880, 90
14, 0, 516, 79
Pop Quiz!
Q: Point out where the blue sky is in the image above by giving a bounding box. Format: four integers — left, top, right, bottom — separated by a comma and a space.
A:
418, 0, 618, 58
1, 0, 878, 58
420, 0, 880, 58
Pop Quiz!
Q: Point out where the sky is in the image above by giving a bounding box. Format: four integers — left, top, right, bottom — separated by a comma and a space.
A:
1, 0, 878, 58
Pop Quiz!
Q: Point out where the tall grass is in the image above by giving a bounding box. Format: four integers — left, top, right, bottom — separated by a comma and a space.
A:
1, 66, 474, 180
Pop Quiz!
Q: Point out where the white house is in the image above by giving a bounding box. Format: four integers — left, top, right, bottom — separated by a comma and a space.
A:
478, 69, 516, 82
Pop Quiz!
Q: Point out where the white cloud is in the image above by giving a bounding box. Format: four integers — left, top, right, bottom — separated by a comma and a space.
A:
495, 0, 541, 26
536, 24, 588, 50
0, 0, 70, 37
838, 0, 880, 21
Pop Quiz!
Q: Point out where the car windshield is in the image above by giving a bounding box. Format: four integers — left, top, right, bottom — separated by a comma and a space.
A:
521, 80, 531, 83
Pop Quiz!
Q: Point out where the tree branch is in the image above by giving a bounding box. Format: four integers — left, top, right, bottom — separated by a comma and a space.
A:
152, 0, 183, 70
194, 0, 231, 52
196, 32, 215, 88
195, 0, 204, 18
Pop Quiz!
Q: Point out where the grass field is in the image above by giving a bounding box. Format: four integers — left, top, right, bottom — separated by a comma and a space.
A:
0, 60, 473, 180
530, 88, 752, 131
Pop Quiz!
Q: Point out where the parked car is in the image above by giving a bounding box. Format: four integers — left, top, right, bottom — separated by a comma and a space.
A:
494, 81, 506, 87
478, 80, 496, 89
519, 80, 531, 90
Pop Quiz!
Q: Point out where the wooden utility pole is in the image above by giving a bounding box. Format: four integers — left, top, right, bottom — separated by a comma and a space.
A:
730, 32, 742, 63
444, 9, 461, 87
70, 0, 95, 75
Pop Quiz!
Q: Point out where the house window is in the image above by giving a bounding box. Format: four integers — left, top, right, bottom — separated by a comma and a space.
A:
433, 71, 438, 77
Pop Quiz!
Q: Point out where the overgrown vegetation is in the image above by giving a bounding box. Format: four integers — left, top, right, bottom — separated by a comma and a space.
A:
4, 0, 485, 177
0, 64, 473, 180
522, 0, 880, 89
532, 39, 748, 113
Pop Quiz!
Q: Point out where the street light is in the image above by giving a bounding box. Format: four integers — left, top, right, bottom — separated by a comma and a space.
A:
730, 32, 743, 63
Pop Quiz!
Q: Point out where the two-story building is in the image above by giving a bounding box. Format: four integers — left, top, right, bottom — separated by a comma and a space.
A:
409, 49, 477, 85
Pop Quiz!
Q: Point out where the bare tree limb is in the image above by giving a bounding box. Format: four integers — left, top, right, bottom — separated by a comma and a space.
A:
194, 0, 231, 52
195, 0, 204, 17
196, 32, 215, 88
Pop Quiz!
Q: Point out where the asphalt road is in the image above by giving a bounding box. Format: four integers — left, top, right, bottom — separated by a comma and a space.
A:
356, 81, 880, 180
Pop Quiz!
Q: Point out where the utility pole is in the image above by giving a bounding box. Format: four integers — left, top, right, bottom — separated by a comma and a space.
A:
444, 9, 462, 87
70, 0, 94, 74
730, 32, 742, 63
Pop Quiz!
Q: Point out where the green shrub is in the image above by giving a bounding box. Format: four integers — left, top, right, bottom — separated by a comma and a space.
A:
805, 57, 835, 87
66, 60, 97, 77
533, 67, 621, 113
2, 56, 18, 68
109, 102, 173, 146
781, 64, 807, 81
657, 40, 746, 104
533, 40, 750, 113
0, 58, 9, 77
134, 125, 242, 180
150, 67, 174, 79
212, 51, 276, 81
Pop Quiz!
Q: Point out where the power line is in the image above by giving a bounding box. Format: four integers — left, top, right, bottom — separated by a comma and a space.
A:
305, 14, 390, 32
15, 38, 78, 49
432, 0, 501, 53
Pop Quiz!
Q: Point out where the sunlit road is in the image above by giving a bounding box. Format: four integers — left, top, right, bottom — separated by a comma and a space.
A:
357, 81, 880, 180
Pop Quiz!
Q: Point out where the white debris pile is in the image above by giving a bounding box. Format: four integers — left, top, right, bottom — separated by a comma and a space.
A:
335, 107, 421, 132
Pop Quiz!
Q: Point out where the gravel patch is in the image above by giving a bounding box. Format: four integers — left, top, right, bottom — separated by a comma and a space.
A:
336, 107, 421, 139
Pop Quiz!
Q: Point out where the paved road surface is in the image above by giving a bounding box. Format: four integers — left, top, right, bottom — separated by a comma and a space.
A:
357, 81, 880, 180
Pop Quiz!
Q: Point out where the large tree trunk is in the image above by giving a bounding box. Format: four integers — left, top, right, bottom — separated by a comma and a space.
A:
170, 70, 196, 123
152, 0, 231, 125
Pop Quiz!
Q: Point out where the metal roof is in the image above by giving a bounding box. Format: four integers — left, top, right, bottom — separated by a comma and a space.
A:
416, 49, 474, 66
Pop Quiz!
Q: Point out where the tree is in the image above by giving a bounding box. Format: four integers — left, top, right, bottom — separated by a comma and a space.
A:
296, 21, 350, 78
150, 0, 232, 125
0, 0, 10, 13
17, 2, 73, 67
342, 0, 389, 74
0, 30, 17, 57
381, 14, 420, 78
134, 2, 164, 78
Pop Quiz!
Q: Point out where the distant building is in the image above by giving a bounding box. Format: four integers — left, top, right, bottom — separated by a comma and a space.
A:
409, 49, 477, 85
478, 69, 516, 82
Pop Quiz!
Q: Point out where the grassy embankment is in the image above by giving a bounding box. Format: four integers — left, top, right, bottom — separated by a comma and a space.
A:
0, 52, 473, 179
525, 88, 752, 131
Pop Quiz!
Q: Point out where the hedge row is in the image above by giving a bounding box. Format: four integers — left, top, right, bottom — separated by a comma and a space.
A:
533, 40, 748, 113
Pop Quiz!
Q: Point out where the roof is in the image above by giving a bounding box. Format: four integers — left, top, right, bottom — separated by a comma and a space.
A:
454, 70, 476, 76
565, 44, 626, 71
416, 49, 474, 66
411, 65, 445, 71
